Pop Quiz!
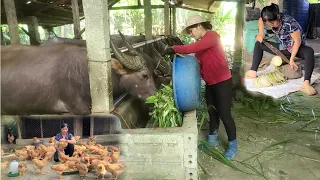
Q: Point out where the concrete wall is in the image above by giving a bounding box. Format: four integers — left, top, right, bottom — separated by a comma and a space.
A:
96, 111, 198, 180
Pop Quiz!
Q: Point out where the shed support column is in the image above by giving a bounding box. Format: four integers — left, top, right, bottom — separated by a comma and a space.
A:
27, 16, 40, 45
164, 0, 170, 35
83, 0, 113, 113
172, 7, 176, 35
3, 0, 20, 44
73, 117, 83, 137
143, 0, 152, 40
71, 0, 81, 39
232, 0, 245, 87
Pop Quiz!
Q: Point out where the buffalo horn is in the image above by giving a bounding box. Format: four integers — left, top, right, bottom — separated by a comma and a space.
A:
110, 39, 142, 70
118, 30, 139, 56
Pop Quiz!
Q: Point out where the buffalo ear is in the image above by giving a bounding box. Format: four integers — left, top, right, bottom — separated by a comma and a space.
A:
111, 58, 128, 75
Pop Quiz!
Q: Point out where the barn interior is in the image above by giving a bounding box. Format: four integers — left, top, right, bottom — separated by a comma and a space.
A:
1, 0, 320, 180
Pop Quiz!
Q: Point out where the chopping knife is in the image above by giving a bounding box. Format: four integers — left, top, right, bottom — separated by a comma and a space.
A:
262, 39, 290, 64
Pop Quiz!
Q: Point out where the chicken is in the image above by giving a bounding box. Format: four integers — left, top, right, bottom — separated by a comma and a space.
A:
51, 162, 69, 179
8, 133, 15, 144
27, 149, 41, 159
74, 136, 81, 142
57, 141, 68, 149
89, 136, 96, 141
96, 163, 107, 180
80, 140, 87, 146
15, 149, 30, 161
111, 150, 120, 163
109, 146, 120, 152
105, 163, 125, 180
75, 162, 89, 178
88, 136, 96, 145
48, 136, 55, 143
33, 137, 41, 143
24, 145, 36, 151
32, 156, 50, 175
59, 151, 70, 163
18, 162, 27, 176
1, 160, 9, 169
39, 144, 56, 154
45, 151, 55, 161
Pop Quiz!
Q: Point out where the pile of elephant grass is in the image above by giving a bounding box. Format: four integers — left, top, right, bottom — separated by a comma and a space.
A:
145, 83, 183, 128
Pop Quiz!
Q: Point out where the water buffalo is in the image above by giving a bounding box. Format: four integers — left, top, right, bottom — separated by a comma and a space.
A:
41, 33, 174, 86
1, 33, 157, 115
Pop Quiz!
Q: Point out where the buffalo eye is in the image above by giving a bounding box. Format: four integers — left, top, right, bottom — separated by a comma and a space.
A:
142, 74, 149, 79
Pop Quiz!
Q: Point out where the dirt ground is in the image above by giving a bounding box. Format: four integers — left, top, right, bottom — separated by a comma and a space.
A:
198, 38, 320, 180
198, 92, 320, 180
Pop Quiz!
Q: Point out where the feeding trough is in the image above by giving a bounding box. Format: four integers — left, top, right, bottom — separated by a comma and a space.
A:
172, 54, 201, 112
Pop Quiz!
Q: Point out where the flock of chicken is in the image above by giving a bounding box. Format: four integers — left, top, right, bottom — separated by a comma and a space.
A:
1, 136, 125, 180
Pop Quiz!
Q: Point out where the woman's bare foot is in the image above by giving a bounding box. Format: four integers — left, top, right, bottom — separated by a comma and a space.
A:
299, 80, 317, 95
245, 70, 257, 79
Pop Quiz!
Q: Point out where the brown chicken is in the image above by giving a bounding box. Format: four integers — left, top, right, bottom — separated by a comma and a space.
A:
51, 162, 69, 179
48, 136, 55, 143
96, 163, 108, 180
75, 162, 89, 178
88, 136, 96, 145
8, 134, 15, 144
109, 146, 120, 152
1, 160, 9, 169
39, 144, 56, 153
57, 141, 68, 149
74, 136, 81, 142
45, 151, 55, 161
105, 163, 125, 180
32, 156, 50, 175
27, 149, 41, 159
58, 151, 70, 163
18, 162, 27, 176
111, 150, 120, 163
15, 149, 30, 161
33, 137, 41, 143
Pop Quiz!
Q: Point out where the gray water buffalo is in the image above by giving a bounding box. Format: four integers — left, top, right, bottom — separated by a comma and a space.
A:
41, 33, 175, 86
1, 33, 157, 115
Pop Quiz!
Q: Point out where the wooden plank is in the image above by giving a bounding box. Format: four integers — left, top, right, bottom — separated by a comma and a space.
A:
110, 5, 164, 10
3, 0, 20, 44
71, 0, 80, 39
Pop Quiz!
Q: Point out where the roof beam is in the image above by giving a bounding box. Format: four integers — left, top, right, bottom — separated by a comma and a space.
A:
33, 0, 68, 15
108, 0, 121, 8
110, 5, 164, 10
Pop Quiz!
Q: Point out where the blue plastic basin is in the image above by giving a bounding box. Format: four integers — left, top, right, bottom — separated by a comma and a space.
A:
172, 54, 201, 112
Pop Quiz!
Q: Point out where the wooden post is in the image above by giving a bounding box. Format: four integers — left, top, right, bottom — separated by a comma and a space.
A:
27, 16, 40, 45
3, 0, 20, 44
73, 117, 83, 137
90, 116, 94, 137
172, 6, 176, 35
143, 0, 152, 40
232, 0, 245, 88
83, 0, 113, 113
16, 117, 22, 139
71, 0, 81, 39
40, 117, 43, 138
164, 0, 170, 35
